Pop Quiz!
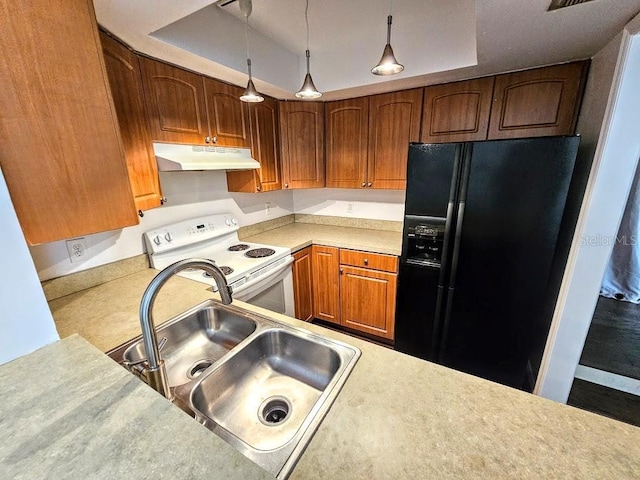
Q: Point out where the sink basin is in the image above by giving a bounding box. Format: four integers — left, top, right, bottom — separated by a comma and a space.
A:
107, 300, 360, 479
109, 301, 256, 387
189, 324, 359, 478
191, 329, 341, 450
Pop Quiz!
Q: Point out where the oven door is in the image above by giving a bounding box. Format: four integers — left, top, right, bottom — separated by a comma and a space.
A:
232, 256, 295, 317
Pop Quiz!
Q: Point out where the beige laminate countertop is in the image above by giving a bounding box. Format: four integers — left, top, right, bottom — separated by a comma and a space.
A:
240, 222, 403, 256
40, 270, 640, 479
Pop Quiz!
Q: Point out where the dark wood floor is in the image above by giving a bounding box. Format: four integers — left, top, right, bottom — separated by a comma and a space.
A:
579, 295, 640, 380
568, 379, 640, 427
568, 295, 640, 427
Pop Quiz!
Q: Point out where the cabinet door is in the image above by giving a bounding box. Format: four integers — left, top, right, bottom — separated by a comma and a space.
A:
0, 0, 138, 244
292, 247, 314, 322
140, 57, 209, 145
227, 97, 281, 193
325, 98, 369, 189
488, 62, 587, 139
203, 78, 250, 147
340, 266, 397, 340
280, 101, 324, 189
312, 246, 340, 324
100, 32, 163, 214
421, 77, 494, 143
367, 89, 423, 190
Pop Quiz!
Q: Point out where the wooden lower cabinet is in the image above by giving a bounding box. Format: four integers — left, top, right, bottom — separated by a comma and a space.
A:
292, 247, 314, 322
311, 246, 340, 324
339, 266, 397, 340
306, 245, 398, 340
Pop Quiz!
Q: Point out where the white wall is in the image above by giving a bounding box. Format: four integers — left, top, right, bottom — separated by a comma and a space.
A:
30, 171, 294, 281
536, 19, 640, 402
0, 168, 59, 365
293, 188, 405, 222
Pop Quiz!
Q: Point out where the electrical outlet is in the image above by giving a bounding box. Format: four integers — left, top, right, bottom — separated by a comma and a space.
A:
66, 237, 89, 263
346, 202, 354, 214
265, 202, 273, 216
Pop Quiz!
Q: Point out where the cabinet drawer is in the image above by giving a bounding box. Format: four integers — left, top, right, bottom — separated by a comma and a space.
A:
339, 249, 398, 273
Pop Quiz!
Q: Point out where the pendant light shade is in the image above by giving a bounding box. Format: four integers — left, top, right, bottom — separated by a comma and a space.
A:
239, 0, 264, 103
240, 59, 264, 103
295, 0, 322, 99
371, 14, 404, 76
295, 50, 322, 99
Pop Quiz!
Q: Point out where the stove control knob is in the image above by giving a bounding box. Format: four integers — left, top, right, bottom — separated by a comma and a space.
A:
153, 235, 162, 246
225, 219, 232, 226
164, 232, 173, 242
231, 218, 238, 225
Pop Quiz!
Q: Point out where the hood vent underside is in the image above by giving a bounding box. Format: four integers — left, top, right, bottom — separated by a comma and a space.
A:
153, 143, 260, 171
548, 0, 594, 11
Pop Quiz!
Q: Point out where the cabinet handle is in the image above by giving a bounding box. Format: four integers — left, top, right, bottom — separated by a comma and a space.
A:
339, 268, 344, 274
367, 182, 372, 187
364, 259, 369, 265
204, 136, 217, 144
285, 183, 289, 188
361, 182, 366, 187
256, 186, 261, 192
160, 197, 168, 205
138, 210, 144, 218
205, 136, 211, 143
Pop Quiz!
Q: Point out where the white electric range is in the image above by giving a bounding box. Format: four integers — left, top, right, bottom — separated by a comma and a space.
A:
144, 213, 295, 316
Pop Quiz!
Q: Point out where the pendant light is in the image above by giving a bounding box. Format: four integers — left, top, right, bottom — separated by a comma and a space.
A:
239, 0, 264, 103
371, 0, 404, 76
295, 0, 322, 99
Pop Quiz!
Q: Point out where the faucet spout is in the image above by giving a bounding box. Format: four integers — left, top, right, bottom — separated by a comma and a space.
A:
138, 258, 233, 399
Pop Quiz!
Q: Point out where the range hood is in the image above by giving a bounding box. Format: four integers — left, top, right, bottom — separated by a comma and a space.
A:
153, 143, 260, 171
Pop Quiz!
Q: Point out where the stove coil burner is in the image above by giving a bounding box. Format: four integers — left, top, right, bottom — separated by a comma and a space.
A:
203, 266, 233, 278
245, 248, 276, 258
228, 244, 250, 251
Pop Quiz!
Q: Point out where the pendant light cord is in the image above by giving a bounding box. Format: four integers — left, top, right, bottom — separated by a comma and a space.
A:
245, 15, 250, 61
305, 0, 310, 51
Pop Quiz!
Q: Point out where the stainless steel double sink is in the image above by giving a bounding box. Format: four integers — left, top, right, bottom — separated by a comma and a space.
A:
108, 300, 361, 478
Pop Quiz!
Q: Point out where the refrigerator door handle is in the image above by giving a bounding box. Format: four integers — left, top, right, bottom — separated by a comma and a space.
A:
439, 144, 473, 361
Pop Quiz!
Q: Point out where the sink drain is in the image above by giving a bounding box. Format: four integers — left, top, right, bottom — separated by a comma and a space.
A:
187, 359, 213, 379
259, 396, 291, 426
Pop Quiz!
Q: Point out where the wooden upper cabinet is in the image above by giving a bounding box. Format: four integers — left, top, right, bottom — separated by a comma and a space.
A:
367, 89, 423, 189
292, 247, 314, 322
203, 78, 250, 147
488, 62, 588, 139
325, 97, 369, 189
227, 96, 281, 193
280, 101, 325, 189
0, 0, 138, 244
139, 57, 209, 145
312, 245, 340, 324
100, 32, 163, 214
421, 77, 494, 143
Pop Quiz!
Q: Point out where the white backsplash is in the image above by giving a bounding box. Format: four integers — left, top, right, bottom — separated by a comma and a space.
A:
293, 188, 406, 221
30, 173, 406, 281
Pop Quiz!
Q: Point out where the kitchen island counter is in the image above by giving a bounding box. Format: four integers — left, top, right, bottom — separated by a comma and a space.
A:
34, 271, 640, 479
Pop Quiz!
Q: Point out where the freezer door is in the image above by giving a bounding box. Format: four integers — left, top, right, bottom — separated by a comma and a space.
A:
439, 136, 579, 391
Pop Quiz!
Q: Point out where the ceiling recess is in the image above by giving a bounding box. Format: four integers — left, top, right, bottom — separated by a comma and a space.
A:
548, 0, 595, 11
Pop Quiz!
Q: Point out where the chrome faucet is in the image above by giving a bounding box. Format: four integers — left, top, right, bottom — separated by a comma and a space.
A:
138, 258, 233, 399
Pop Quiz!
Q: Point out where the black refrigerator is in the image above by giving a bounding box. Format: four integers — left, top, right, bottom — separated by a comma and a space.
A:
394, 136, 582, 392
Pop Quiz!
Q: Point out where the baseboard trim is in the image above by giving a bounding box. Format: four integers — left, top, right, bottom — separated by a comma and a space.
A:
575, 365, 640, 396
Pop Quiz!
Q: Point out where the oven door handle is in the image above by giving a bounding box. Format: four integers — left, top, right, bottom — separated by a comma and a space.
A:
231, 255, 294, 296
